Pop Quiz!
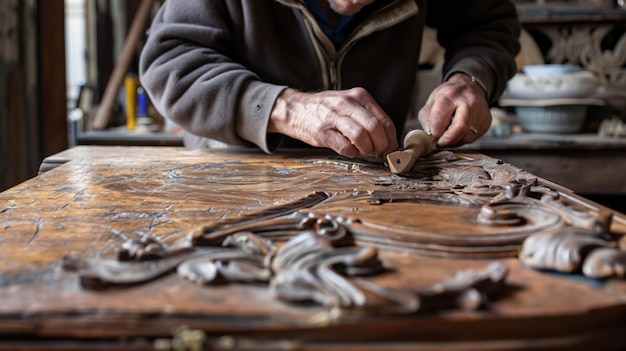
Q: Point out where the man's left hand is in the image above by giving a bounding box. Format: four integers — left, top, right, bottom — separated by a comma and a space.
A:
417, 73, 491, 148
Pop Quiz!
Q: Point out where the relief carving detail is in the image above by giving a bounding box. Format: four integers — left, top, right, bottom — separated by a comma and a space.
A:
62, 151, 625, 318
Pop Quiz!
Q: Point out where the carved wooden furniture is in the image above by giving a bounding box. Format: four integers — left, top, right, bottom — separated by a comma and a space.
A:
2, 146, 626, 350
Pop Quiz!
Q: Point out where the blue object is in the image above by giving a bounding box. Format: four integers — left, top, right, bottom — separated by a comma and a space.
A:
137, 86, 149, 117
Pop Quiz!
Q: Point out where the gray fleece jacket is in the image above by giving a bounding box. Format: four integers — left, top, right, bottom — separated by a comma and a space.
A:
139, 0, 520, 151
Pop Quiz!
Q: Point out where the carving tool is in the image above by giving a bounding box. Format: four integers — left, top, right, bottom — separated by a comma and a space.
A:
386, 129, 436, 174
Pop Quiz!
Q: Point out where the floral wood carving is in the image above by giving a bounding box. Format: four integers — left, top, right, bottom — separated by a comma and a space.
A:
519, 224, 626, 279
62, 151, 624, 319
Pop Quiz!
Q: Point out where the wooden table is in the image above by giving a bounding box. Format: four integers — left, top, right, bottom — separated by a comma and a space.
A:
2, 146, 626, 350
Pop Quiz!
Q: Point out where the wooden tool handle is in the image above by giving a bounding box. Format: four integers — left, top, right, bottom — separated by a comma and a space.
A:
403, 129, 434, 158
386, 130, 435, 174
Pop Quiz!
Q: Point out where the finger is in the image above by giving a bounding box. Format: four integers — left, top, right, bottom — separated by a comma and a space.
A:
345, 108, 393, 154
362, 106, 398, 154
418, 96, 455, 139
349, 88, 398, 153
437, 104, 471, 147
333, 115, 375, 156
323, 128, 360, 158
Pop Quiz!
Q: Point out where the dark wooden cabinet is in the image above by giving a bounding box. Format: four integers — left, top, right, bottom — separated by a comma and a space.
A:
0, 0, 67, 192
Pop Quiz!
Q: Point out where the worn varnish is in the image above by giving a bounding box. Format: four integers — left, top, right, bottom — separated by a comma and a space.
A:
1, 146, 626, 350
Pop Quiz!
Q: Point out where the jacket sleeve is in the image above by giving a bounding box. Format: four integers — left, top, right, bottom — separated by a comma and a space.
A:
139, 0, 285, 152
426, 0, 521, 105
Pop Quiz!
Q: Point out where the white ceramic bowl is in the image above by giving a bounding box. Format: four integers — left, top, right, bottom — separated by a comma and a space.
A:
523, 64, 580, 77
504, 71, 599, 100
514, 105, 587, 134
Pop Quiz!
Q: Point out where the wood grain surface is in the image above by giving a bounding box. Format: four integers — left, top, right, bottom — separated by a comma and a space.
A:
2, 146, 626, 350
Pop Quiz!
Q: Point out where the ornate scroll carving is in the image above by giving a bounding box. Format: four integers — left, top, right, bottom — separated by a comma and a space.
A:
62, 150, 625, 319
582, 248, 626, 279
519, 225, 626, 279
519, 227, 613, 272
546, 25, 626, 88
64, 211, 510, 318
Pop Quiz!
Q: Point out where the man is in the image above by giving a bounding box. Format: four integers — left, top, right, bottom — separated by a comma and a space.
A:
139, 0, 520, 158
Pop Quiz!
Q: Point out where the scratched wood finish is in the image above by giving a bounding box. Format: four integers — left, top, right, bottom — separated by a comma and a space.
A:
2, 146, 626, 350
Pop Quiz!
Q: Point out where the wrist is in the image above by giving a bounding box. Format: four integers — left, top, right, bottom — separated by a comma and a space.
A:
448, 72, 488, 101
268, 88, 297, 134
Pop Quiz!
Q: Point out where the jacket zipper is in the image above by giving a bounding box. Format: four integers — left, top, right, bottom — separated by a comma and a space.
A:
329, 60, 338, 89
333, 0, 418, 89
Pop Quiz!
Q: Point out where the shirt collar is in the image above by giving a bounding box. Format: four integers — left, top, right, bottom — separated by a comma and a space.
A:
304, 0, 357, 49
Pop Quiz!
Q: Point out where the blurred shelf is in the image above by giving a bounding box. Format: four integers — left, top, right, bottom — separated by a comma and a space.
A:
463, 133, 626, 150
517, 6, 626, 24
75, 129, 184, 146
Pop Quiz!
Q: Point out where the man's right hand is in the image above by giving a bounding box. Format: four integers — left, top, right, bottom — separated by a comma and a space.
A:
268, 88, 398, 158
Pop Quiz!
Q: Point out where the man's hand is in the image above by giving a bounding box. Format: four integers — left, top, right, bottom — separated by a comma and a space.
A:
417, 73, 491, 148
268, 87, 398, 158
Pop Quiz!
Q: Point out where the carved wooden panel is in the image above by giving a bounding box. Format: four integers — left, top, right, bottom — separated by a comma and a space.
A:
1, 146, 626, 350
524, 22, 626, 118
541, 24, 626, 88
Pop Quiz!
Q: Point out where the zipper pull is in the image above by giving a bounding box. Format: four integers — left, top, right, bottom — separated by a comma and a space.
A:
329, 60, 338, 89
